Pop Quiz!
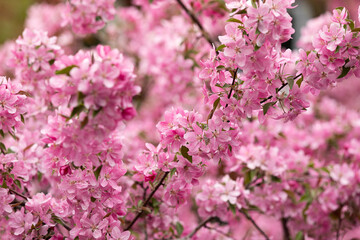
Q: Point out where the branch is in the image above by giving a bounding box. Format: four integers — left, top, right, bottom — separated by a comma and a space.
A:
125, 172, 169, 231
260, 73, 302, 104
9, 189, 28, 200
281, 217, 290, 240
175, 0, 215, 48
181, 216, 227, 239
239, 209, 270, 240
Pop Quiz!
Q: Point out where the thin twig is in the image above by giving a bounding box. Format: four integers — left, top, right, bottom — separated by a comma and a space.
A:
9, 189, 28, 200
240, 209, 270, 240
175, 0, 215, 48
125, 172, 169, 231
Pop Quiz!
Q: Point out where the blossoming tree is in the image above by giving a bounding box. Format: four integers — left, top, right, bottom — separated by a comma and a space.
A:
1, 0, 360, 239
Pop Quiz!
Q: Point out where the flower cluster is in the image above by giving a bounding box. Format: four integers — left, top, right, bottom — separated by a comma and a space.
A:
64, 0, 116, 35
1, 0, 360, 239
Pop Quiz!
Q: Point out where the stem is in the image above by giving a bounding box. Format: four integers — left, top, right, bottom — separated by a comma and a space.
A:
175, 0, 214, 48
281, 218, 290, 240
239, 209, 270, 240
9, 189, 28, 200
225, 68, 239, 108
125, 172, 169, 231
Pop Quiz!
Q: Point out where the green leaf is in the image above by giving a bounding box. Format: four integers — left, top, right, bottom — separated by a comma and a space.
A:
337, 65, 351, 79
170, 168, 177, 178
254, 44, 261, 51
2, 178, 8, 188
70, 105, 85, 119
77, 92, 85, 104
20, 114, 25, 124
0, 130, 4, 138
48, 59, 55, 65
180, 146, 193, 163
80, 116, 88, 129
295, 231, 304, 240
262, 101, 276, 115
37, 171, 43, 182
14, 179, 21, 189
347, 19, 355, 30
94, 165, 103, 180
175, 222, 184, 236
255, 27, 261, 35
51, 214, 67, 228
251, 0, 257, 8
55, 65, 77, 76
296, 75, 304, 88
228, 202, 237, 215
216, 44, 226, 51
286, 76, 294, 89
208, 97, 221, 120
0, 142, 6, 154
283, 189, 297, 204
227, 18, 243, 24
91, 197, 97, 202
92, 107, 102, 117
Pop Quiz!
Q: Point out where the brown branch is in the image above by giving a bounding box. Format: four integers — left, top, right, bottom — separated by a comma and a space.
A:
9, 189, 28, 200
240, 209, 270, 240
125, 172, 169, 231
281, 217, 291, 240
175, 0, 215, 48
260, 73, 302, 104
181, 216, 227, 239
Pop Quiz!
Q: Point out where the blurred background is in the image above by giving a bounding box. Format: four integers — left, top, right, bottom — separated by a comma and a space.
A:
0, 0, 359, 45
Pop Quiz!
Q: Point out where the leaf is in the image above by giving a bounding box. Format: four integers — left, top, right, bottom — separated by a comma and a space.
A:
55, 65, 77, 76
94, 165, 103, 180
180, 146, 193, 163
227, 18, 243, 24
347, 19, 355, 30
262, 101, 276, 115
254, 44, 261, 51
51, 215, 67, 228
337, 65, 351, 79
91, 197, 97, 202
93, 107, 102, 117
37, 171, 43, 182
283, 190, 297, 204
0, 130, 4, 138
216, 44, 226, 51
286, 76, 294, 89
251, 0, 257, 8
48, 59, 55, 65
20, 114, 25, 124
80, 116, 88, 129
0, 142, 6, 154
14, 179, 21, 189
17, 91, 33, 98
228, 202, 237, 215
175, 222, 184, 236
77, 92, 85, 105
296, 75, 304, 88
70, 105, 85, 119
295, 231, 304, 240
208, 97, 221, 120
170, 168, 177, 178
